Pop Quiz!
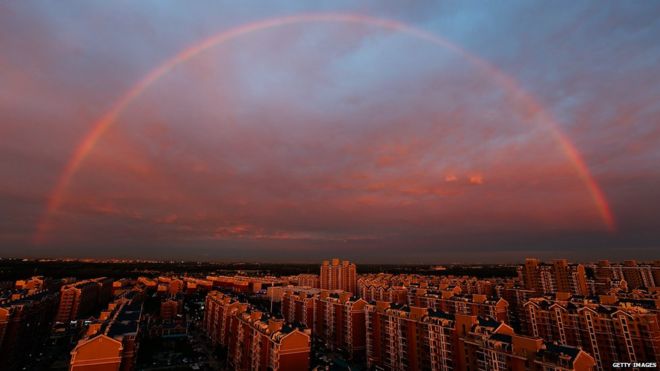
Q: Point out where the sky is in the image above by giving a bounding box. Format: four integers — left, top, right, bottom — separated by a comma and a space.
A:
1, 1, 659, 263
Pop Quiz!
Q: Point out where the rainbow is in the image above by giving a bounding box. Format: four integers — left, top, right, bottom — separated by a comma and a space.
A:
33, 13, 616, 243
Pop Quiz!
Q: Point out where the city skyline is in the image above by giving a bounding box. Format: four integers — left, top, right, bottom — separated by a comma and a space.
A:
2, 2, 660, 262
1, 257, 659, 370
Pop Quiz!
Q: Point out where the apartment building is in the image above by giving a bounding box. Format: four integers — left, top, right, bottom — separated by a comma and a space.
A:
69, 335, 124, 371
203, 291, 248, 347
365, 301, 594, 371
282, 289, 316, 328
553, 259, 589, 295
183, 277, 213, 293
408, 288, 509, 323
155, 277, 184, 296
290, 274, 320, 288
462, 323, 596, 371
521, 258, 588, 296
206, 275, 284, 294
56, 277, 113, 323
459, 277, 497, 297
0, 290, 60, 369
523, 296, 660, 370
365, 302, 464, 370
312, 291, 367, 360
283, 288, 369, 357
358, 274, 499, 306
499, 285, 537, 331
593, 260, 659, 290
14, 276, 60, 293
359, 282, 408, 304
320, 259, 357, 294
227, 310, 310, 371
159, 298, 180, 321
70, 293, 143, 371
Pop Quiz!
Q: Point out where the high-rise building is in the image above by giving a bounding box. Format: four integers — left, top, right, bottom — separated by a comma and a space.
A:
0, 290, 60, 370
313, 291, 367, 360
281, 288, 367, 360
553, 259, 588, 296
227, 310, 310, 371
521, 258, 588, 296
320, 258, 357, 294
523, 296, 660, 370
522, 258, 544, 293
593, 260, 658, 290
159, 299, 180, 321
462, 322, 597, 371
365, 301, 595, 371
365, 302, 459, 370
203, 291, 248, 347
500, 285, 537, 331
282, 289, 316, 328
55, 277, 113, 323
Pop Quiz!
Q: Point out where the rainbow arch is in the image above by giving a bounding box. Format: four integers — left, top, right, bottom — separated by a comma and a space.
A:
33, 13, 616, 243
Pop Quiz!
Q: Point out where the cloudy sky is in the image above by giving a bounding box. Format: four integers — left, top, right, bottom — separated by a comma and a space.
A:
1, 1, 658, 263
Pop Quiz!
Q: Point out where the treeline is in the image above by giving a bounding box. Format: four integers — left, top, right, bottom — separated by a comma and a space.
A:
0, 259, 319, 280
0, 259, 517, 280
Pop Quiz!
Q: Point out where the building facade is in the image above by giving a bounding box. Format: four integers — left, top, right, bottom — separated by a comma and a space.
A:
320, 259, 357, 294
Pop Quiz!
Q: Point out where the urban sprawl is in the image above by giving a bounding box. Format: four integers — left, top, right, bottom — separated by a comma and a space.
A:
0, 258, 659, 370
